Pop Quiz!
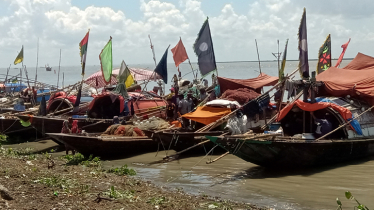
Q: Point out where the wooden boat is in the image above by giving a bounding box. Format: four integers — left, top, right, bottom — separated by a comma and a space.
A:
46, 133, 157, 157
153, 130, 225, 153
207, 135, 374, 167
16, 115, 113, 140
206, 97, 374, 167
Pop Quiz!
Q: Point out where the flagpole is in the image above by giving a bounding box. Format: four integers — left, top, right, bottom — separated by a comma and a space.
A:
35, 38, 39, 88
20, 45, 23, 91
62, 72, 64, 88
4, 64, 11, 84
255, 39, 262, 74
57, 49, 61, 88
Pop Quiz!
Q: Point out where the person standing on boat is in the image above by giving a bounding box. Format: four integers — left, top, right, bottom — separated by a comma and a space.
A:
166, 98, 176, 120
178, 93, 193, 128
311, 112, 332, 138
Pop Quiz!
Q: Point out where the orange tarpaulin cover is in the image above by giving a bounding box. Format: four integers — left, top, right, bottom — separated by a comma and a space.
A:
182, 106, 231, 125
276, 100, 352, 122
316, 53, 374, 105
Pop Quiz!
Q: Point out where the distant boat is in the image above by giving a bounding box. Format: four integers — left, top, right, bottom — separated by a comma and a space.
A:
45, 64, 52, 71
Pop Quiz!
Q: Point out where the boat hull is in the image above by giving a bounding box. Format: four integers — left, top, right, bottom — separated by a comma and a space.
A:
207, 136, 374, 167
154, 131, 225, 153
17, 116, 113, 144
46, 133, 157, 157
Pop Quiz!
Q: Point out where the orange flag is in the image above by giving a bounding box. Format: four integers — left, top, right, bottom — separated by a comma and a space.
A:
171, 37, 188, 67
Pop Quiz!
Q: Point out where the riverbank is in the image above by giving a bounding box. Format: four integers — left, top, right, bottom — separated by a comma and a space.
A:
0, 143, 265, 210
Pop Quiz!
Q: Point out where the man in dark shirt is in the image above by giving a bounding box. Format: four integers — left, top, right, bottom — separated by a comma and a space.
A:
311, 112, 332, 138
166, 98, 176, 120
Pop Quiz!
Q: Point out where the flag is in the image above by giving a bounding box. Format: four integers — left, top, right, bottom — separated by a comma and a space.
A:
171, 37, 188, 67
279, 39, 289, 81
99, 37, 113, 84
117, 60, 135, 88
298, 8, 309, 79
317, 34, 331, 74
79, 30, 90, 76
335, 38, 351, 67
14, 46, 23, 65
193, 17, 217, 76
154, 46, 169, 84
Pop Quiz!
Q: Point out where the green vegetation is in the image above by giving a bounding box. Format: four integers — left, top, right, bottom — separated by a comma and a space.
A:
107, 164, 136, 176
337, 191, 369, 210
0, 134, 7, 143
62, 153, 101, 167
104, 186, 136, 201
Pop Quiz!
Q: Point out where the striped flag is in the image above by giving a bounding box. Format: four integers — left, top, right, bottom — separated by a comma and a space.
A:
79, 30, 90, 76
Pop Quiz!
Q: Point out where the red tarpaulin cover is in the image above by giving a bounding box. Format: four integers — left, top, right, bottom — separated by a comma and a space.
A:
217, 73, 278, 94
277, 100, 352, 122
316, 53, 374, 104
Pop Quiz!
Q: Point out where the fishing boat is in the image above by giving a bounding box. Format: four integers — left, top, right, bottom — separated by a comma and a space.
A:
45, 64, 52, 71
46, 133, 157, 157
207, 95, 374, 167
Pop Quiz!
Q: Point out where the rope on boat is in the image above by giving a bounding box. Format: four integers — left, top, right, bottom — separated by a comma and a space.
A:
1, 119, 19, 134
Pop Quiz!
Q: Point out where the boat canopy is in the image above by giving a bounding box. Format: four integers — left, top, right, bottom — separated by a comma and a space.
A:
85, 68, 162, 89
182, 106, 231, 125
277, 97, 374, 139
316, 53, 374, 105
217, 73, 278, 94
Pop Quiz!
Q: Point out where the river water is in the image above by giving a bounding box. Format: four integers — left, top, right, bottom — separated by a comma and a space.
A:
7, 139, 374, 210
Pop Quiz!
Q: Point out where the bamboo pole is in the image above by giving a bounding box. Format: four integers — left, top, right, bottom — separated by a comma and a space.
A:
206, 152, 229, 164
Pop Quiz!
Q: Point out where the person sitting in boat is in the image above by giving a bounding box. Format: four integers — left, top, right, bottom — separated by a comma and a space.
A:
166, 98, 176, 121
311, 112, 332, 138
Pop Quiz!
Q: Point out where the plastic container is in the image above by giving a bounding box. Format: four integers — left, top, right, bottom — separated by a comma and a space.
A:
269, 123, 281, 131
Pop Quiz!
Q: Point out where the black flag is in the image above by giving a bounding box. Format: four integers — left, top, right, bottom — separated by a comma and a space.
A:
194, 17, 217, 76
154, 46, 169, 84
298, 8, 309, 79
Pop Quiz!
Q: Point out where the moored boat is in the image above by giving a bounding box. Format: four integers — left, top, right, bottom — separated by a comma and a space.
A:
46, 133, 157, 157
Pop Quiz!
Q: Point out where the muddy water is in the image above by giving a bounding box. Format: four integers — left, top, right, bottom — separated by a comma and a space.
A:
7, 140, 374, 210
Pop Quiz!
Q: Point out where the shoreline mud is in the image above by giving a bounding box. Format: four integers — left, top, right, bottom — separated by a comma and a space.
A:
0, 141, 265, 210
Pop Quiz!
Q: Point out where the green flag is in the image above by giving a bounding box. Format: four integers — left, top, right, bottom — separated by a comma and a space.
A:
279, 39, 289, 82
99, 37, 113, 84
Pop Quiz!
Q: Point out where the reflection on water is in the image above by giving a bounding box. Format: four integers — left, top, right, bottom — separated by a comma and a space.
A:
6, 140, 374, 210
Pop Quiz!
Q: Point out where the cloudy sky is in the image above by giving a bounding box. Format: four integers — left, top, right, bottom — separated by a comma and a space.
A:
0, 0, 373, 68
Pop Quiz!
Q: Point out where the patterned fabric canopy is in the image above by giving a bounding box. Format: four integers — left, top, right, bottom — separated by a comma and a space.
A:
84, 68, 161, 88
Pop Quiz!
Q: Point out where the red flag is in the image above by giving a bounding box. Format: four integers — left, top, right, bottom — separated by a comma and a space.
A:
171, 38, 188, 67
335, 38, 351, 67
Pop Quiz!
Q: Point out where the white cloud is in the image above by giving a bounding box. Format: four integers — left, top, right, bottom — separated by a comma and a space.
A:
0, 0, 374, 69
